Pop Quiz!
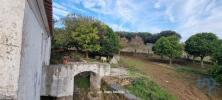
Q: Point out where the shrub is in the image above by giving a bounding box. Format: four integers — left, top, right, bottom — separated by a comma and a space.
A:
210, 64, 222, 84
126, 78, 176, 100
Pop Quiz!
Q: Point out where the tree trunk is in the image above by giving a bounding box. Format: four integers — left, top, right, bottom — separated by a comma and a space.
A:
193, 56, 195, 63
169, 58, 172, 65
134, 49, 137, 56
201, 57, 204, 68
108, 56, 110, 61
85, 51, 89, 59
147, 49, 150, 57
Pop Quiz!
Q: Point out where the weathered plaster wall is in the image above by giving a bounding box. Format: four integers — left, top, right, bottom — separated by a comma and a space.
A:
41, 63, 110, 97
0, 0, 26, 99
17, 1, 51, 100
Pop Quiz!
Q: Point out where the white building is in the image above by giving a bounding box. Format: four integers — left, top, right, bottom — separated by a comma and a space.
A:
0, 0, 52, 100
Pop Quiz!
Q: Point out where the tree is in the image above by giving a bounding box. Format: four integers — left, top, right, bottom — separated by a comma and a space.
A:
117, 31, 152, 44
185, 32, 218, 67
99, 25, 120, 57
153, 36, 183, 64
210, 40, 222, 84
52, 28, 68, 49
120, 37, 128, 49
60, 14, 102, 58
74, 21, 101, 58
147, 30, 181, 43
212, 40, 222, 65
129, 36, 144, 54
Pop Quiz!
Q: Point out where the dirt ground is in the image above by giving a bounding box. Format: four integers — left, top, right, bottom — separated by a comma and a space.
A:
121, 55, 222, 100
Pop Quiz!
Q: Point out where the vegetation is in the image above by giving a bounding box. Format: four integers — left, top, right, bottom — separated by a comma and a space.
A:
210, 64, 222, 84
185, 33, 218, 67
118, 30, 181, 44
212, 40, 222, 65
52, 13, 222, 89
120, 37, 128, 50
52, 14, 120, 59
153, 36, 183, 64
210, 40, 222, 83
99, 26, 120, 57
127, 78, 176, 100
117, 31, 152, 43
147, 30, 181, 43
119, 56, 177, 100
129, 36, 145, 54
176, 66, 207, 75
74, 74, 90, 90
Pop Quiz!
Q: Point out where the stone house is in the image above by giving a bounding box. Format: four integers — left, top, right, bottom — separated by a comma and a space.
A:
0, 0, 52, 100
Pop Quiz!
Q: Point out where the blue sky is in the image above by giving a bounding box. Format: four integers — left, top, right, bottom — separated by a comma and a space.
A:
53, 0, 222, 41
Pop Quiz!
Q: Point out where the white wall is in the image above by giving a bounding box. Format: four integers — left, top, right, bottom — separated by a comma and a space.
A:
0, 0, 26, 99
17, 1, 51, 100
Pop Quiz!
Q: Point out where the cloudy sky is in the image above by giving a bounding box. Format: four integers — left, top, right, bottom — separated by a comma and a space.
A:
53, 0, 222, 41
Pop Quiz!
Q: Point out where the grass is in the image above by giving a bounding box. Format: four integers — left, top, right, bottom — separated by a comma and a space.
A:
126, 78, 176, 100
126, 66, 176, 100
175, 66, 208, 75
119, 56, 177, 100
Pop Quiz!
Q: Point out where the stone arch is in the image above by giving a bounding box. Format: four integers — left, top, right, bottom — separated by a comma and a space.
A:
73, 71, 99, 91
41, 63, 110, 98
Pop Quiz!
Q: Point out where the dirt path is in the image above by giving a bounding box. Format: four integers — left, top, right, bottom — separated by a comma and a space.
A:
121, 56, 222, 100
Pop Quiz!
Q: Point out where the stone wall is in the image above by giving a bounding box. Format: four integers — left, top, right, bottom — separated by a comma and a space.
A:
41, 62, 110, 97
0, 0, 26, 99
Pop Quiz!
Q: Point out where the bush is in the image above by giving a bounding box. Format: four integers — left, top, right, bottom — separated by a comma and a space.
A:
126, 78, 176, 100
210, 64, 222, 84
70, 52, 83, 61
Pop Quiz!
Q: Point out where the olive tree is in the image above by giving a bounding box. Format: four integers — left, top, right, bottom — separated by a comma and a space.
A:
185, 32, 218, 67
153, 36, 183, 65
99, 25, 120, 57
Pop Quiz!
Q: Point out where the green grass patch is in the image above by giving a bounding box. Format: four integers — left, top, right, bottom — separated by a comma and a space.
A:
126, 77, 176, 100
175, 66, 207, 75
119, 56, 146, 68
126, 67, 176, 100
120, 56, 177, 100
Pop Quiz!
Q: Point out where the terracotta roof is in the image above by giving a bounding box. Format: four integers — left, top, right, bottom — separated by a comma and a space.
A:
43, 0, 53, 35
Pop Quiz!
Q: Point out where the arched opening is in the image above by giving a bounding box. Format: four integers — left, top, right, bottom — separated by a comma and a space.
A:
73, 71, 101, 100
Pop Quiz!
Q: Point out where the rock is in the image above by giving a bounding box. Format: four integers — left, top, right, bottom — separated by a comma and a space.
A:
109, 55, 120, 64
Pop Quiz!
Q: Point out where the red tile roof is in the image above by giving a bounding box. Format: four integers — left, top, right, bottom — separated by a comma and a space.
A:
44, 0, 53, 35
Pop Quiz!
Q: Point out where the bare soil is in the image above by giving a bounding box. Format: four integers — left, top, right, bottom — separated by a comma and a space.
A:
121, 55, 222, 100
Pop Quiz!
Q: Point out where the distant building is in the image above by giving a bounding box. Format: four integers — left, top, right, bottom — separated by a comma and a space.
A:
0, 0, 52, 100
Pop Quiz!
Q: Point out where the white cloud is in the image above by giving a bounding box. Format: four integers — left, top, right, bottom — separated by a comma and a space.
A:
54, 0, 222, 40
109, 23, 130, 32
53, 2, 69, 20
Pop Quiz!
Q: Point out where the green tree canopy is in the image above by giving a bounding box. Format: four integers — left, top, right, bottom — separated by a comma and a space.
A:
185, 32, 218, 67
210, 40, 222, 84
153, 36, 183, 64
212, 40, 222, 65
52, 28, 68, 49
99, 25, 120, 57
52, 14, 120, 58
147, 30, 181, 43
117, 30, 181, 44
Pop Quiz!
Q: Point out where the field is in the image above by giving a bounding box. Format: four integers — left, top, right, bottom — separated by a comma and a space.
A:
119, 55, 222, 100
